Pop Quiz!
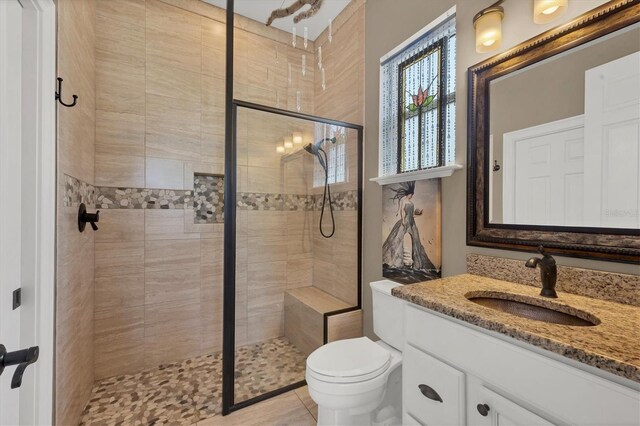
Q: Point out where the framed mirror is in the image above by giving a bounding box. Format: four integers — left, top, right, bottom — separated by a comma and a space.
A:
467, 0, 640, 263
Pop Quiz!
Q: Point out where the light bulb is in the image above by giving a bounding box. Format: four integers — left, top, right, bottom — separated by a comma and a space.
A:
276, 144, 285, 154
284, 137, 293, 149
533, 0, 567, 24
292, 132, 303, 144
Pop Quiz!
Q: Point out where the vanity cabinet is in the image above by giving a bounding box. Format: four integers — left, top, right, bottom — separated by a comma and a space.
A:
402, 304, 640, 426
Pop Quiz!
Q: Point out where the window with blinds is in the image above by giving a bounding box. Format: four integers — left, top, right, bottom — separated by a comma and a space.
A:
380, 15, 456, 176
313, 124, 347, 187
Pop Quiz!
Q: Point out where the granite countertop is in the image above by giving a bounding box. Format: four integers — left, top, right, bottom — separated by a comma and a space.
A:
392, 274, 640, 383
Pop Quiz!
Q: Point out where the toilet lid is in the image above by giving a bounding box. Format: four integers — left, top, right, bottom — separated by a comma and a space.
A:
307, 337, 391, 382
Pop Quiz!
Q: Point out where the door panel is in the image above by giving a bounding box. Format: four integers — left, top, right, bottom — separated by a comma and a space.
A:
584, 52, 640, 228
0, 1, 24, 424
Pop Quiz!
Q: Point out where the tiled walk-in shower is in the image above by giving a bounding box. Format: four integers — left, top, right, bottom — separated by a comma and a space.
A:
80, 338, 306, 425
54, 0, 365, 423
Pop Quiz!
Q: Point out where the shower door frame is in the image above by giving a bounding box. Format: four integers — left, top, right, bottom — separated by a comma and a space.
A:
221, 99, 364, 415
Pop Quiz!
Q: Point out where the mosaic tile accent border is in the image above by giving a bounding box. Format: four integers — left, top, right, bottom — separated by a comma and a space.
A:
315, 189, 358, 211
238, 191, 358, 211
194, 174, 224, 224
237, 192, 285, 211
97, 187, 192, 209
63, 174, 96, 207
92, 184, 357, 213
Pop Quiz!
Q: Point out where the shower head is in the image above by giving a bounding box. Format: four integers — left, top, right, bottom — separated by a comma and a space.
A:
303, 137, 336, 156
303, 143, 316, 155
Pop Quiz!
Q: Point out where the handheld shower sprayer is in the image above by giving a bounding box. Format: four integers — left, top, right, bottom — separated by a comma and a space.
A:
303, 137, 337, 238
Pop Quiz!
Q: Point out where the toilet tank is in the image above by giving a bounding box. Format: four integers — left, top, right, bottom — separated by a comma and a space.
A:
371, 280, 405, 351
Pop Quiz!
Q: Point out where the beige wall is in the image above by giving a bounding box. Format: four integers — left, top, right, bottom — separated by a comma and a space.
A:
312, 0, 364, 306
363, 0, 639, 338
55, 0, 96, 425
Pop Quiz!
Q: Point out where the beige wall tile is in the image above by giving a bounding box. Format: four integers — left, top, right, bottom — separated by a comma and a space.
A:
145, 268, 201, 305
146, 93, 201, 161
96, 209, 144, 243
247, 211, 287, 238
146, 157, 185, 190
247, 311, 283, 344
96, 59, 145, 115
247, 236, 287, 263
284, 295, 322, 356
247, 261, 286, 290
327, 310, 363, 342
145, 209, 198, 240
94, 306, 145, 379
248, 285, 285, 316
56, 0, 96, 421
246, 166, 283, 194
146, 61, 201, 102
146, 0, 202, 74
96, 111, 145, 156
95, 153, 145, 188
286, 258, 313, 289
95, 275, 144, 311
144, 299, 202, 366
95, 241, 145, 279
145, 239, 201, 272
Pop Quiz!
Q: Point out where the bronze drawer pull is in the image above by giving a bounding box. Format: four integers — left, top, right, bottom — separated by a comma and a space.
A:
418, 384, 443, 402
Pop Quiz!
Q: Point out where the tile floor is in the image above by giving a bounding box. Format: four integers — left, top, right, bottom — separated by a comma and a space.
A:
80, 337, 310, 425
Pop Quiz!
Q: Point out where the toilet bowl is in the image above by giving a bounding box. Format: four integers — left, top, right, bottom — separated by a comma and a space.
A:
306, 281, 404, 426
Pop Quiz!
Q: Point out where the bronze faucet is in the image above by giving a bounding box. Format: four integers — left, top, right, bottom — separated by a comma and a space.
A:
525, 245, 558, 298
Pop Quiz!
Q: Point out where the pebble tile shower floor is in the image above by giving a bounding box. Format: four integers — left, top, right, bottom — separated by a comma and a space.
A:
80, 338, 307, 425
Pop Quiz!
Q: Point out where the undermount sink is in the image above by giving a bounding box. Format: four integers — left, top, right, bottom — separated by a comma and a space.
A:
465, 292, 600, 327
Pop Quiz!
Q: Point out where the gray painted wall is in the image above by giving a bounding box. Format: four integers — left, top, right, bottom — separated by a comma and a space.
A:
363, 0, 639, 338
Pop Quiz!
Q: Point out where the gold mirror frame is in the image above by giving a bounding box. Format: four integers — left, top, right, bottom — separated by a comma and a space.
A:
467, 0, 640, 263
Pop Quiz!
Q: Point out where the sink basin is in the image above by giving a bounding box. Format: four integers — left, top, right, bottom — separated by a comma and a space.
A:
465, 292, 599, 327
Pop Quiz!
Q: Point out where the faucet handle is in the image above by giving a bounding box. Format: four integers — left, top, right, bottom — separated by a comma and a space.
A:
537, 245, 546, 255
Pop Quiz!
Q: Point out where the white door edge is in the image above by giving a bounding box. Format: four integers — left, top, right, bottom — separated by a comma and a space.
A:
3, 0, 56, 424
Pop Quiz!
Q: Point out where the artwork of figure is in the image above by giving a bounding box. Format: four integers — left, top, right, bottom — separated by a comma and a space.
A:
382, 180, 441, 284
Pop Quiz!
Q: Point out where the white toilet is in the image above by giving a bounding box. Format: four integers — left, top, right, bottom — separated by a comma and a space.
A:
306, 280, 404, 426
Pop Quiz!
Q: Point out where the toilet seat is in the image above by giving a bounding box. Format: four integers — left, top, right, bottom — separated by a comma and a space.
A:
306, 337, 392, 384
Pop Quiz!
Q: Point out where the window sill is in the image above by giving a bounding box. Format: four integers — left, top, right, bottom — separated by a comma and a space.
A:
370, 164, 463, 185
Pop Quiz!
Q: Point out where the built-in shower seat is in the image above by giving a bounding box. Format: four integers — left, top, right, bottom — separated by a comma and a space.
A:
284, 287, 362, 356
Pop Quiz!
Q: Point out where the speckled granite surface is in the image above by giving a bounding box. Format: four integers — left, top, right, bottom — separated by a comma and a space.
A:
467, 254, 640, 306
392, 274, 640, 383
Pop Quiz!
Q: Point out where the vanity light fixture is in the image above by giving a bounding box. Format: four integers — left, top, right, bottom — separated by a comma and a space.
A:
474, 0, 505, 53
533, 0, 567, 24
276, 143, 285, 154
292, 132, 303, 144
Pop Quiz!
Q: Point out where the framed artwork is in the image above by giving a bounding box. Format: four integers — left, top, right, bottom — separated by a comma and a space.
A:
382, 180, 442, 284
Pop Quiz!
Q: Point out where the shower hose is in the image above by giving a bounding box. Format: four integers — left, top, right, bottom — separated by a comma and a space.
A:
317, 147, 335, 238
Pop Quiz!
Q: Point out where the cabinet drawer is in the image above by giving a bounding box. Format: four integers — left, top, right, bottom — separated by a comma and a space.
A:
403, 344, 465, 426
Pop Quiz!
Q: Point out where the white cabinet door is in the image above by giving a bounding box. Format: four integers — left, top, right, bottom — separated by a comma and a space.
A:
403, 344, 466, 426
583, 51, 640, 228
471, 385, 554, 426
